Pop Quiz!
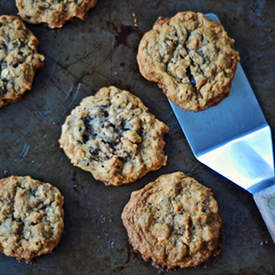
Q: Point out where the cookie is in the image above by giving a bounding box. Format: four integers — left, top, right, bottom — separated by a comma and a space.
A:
16, 0, 98, 28
0, 176, 64, 263
137, 11, 240, 111
121, 172, 222, 270
59, 86, 169, 186
0, 15, 44, 109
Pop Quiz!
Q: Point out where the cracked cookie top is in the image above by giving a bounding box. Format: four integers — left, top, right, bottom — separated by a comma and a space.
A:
137, 11, 240, 111
16, 0, 98, 28
121, 172, 222, 270
0, 15, 44, 109
0, 176, 64, 263
59, 86, 169, 186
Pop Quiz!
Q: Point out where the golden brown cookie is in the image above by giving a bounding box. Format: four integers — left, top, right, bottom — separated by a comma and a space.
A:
0, 176, 64, 263
0, 15, 44, 109
121, 172, 222, 270
59, 86, 169, 186
137, 11, 240, 111
16, 0, 98, 28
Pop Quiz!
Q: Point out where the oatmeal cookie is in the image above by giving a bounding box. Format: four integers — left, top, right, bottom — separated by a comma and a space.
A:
16, 0, 98, 28
0, 15, 44, 109
137, 11, 240, 111
121, 172, 222, 270
0, 176, 64, 263
59, 86, 169, 186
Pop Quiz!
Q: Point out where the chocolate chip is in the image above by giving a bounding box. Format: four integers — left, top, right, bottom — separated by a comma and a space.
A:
186, 67, 196, 88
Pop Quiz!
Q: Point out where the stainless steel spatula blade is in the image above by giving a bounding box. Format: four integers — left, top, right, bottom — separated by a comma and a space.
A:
169, 13, 275, 242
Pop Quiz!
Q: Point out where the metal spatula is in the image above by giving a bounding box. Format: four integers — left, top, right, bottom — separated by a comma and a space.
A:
169, 13, 275, 242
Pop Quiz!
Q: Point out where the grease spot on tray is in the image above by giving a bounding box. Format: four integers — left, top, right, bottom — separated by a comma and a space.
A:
72, 168, 83, 192
113, 24, 136, 48
109, 20, 142, 49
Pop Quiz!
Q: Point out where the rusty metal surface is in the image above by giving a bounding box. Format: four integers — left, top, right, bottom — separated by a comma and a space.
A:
0, 0, 274, 274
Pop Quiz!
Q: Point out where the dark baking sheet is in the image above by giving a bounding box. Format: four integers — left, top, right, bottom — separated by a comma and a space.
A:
0, 1, 274, 274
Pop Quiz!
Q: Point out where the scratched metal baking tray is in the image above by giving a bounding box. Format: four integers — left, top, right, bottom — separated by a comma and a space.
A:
0, 1, 274, 275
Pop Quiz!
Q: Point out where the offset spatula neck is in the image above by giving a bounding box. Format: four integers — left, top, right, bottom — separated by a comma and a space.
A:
196, 124, 274, 193
253, 184, 275, 243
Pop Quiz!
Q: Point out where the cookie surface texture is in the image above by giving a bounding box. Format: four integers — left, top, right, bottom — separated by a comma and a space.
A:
0, 15, 44, 109
59, 86, 169, 186
0, 176, 64, 263
121, 172, 222, 269
16, 0, 98, 28
137, 11, 240, 111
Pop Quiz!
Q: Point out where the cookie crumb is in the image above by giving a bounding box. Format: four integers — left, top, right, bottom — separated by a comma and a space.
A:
72, 183, 82, 192
132, 13, 138, 28
260, 240, 268, 246
3, 170, 9, 176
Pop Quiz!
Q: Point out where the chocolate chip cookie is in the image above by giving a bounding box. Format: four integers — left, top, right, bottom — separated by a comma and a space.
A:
0, 15, 44, 109
121, 172, 222, 270
137, 11, 240, 111
59, 86, 169, 186
0, 176, 64, 263
16, 0, 98, 28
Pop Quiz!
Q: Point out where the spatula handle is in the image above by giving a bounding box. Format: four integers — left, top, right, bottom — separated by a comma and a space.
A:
253, 184, 275, 243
